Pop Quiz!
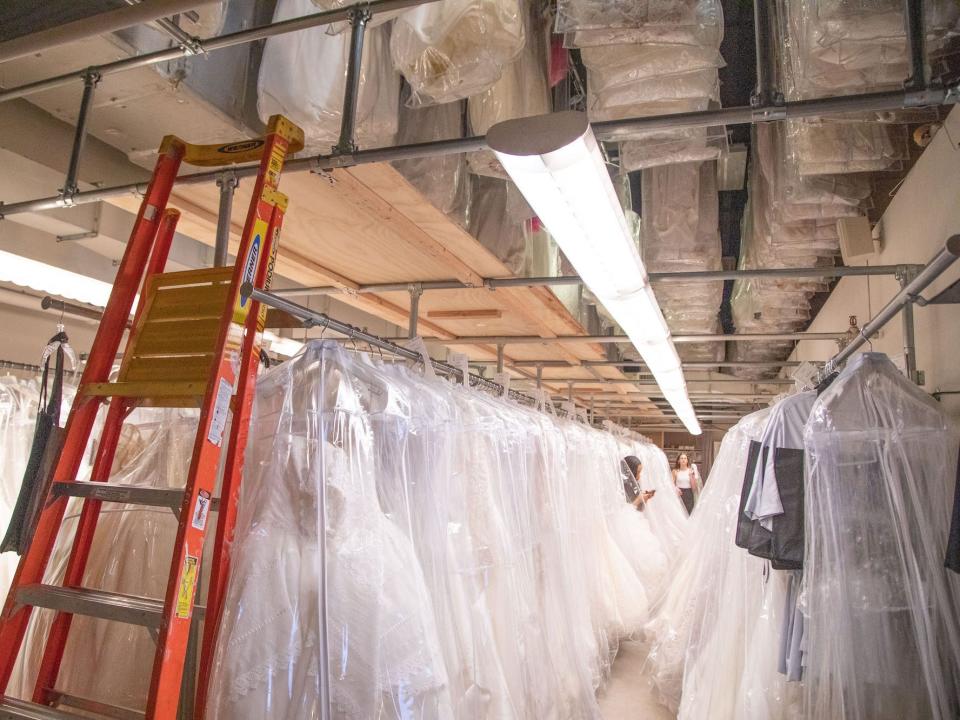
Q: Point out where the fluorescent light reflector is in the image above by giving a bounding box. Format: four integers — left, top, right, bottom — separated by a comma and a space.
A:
489, 112, 700, 435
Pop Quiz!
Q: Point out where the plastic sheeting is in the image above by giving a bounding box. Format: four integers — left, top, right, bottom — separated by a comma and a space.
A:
630, 439, 691, 561
558, 0, 724, 50
10, 411, 198, 711
206, 341, 659, 719
258, 0, 400, 152
802, 353, 960, 719
641, 161, 723, 363
466, 4, 551, 178
644, 408, 771, 714
391, 0, 525, 106
730, 122, 864, 377
391, 95, 472, 222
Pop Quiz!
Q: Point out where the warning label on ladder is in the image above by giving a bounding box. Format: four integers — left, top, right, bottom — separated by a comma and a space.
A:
175, 555, 199, 619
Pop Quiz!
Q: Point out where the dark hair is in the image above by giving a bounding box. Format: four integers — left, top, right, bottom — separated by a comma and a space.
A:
623, 455, 642, 479
675, 453, 689, 470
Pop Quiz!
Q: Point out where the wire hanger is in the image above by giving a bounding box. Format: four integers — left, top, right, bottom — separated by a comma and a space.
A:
41, 323, 77, 371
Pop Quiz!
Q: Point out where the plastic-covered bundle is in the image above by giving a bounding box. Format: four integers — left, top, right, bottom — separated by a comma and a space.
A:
785, 118, 906, 176
632, 441, 690, 560
620, 125, 727, 171
641, 161, 723, 363
10, 411, 197, 710
778, 0, 959, 99
468, 175, 530, 275
466, 3, 551, 178
391, 0, 525, 106
562, 0, 723, 48
258, 0, 399, 152
587, 69, 718, 122
802, 353, 960, 719
644, 409, 770, 714
391, 95, 471, 222
205, 345, 451, 719
207, 342, 651, 718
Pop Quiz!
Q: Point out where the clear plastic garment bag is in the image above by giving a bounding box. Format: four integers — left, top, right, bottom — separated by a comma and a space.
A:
802, 353, 960, 720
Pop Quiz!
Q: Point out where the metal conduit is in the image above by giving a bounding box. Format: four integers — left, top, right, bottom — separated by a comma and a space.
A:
367, 332, 848, 345
2, 89, 956, 217
267, 264, 917, 297
825, 236, 960, 373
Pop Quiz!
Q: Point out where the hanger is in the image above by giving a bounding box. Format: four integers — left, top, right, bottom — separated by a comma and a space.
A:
41, 324, 77, 370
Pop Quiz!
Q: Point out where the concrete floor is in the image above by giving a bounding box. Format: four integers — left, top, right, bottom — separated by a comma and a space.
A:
598, 640, 676, 720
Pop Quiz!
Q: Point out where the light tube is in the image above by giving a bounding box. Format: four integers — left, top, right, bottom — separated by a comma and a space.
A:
489, 112, 701, 435
0, 250, 114, 308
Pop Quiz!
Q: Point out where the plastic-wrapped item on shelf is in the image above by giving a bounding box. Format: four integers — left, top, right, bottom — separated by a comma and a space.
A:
588, 67, 719, 118
802, 353, 960, 720
466, 3, 551, 178
391, 95, 471, 223
556, 0, 703, 33
620, 125, 727, 171
258, 0, 399, 152
468, 175, 527, 274
785, 118, 906, 175
562, 0, 724, 49
391, 0, 525, 106
580, 42, 724, 78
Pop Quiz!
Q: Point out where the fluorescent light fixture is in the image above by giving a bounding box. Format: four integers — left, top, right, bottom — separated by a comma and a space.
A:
263, 331, 304, 358
0, 250, 114, 308
489, 111, 701, 435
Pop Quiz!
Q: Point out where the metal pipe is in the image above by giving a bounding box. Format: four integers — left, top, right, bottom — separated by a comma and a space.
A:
61, 71, 100, 202
826, 235, 960, 372
407, 285, 421, 339
40, 296, 109, 322
904, 0, 926, 91
0, 0, 438, 105
0, 359, 45, 373
481, 359, 805, 369
121, 0, 202, 52
213, 172, 237, 267
521, 377, 794, 386
333, 8, 370, 155
901, 295, 918, 383
0, 0, 218, 63
395, 332, 848, 345
271, 264, 915, 298
3, 83, 955, 216
752, 0, 775, 108
243, 284, 550, 407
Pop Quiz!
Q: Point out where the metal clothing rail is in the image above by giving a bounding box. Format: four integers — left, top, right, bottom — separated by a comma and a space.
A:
824, 235, 960, 378
362, 331, 850, 345
269, 263, 919, 297
0, 359, 43, 373
242, 283, 563, 410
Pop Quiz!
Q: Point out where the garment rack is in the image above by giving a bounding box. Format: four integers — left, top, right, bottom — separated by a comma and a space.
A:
240, 283, 572, 414
824, 235, 960, 378
0, 359, 43, 373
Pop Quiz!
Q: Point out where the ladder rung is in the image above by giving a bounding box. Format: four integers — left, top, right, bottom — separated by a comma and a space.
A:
0, 697, 84, 719
81, 381, 207, 400
51, 481, 220, 516
48, 691, 144, 720
16, 585, 163, 628
52, 482, 183, 513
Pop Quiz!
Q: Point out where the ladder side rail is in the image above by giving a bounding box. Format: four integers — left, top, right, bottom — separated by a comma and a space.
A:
193, 199, 285, 719
0, 141, 186, 690
31, 209, 182, 705
144, 123, 299, 720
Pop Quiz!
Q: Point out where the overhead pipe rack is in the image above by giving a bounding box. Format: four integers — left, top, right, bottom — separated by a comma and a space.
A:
0, 0, 954, 217
271, 264, 920, 297
367, 331, 850, 345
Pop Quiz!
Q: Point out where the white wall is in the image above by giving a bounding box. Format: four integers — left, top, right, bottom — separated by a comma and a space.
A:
792, 106, 960, 420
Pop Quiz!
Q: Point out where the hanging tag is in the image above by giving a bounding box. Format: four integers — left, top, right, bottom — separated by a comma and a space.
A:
404, 337, 436, 380
493, 372, 510, 398
448, 351, 470, 388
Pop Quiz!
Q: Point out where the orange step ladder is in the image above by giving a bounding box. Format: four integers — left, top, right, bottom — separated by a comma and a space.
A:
0, 115, 304, 720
